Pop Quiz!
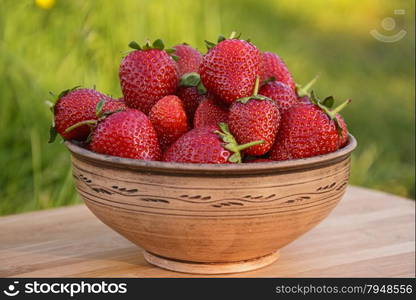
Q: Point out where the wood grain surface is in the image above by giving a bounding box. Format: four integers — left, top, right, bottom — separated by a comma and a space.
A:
0, 186, 414, 278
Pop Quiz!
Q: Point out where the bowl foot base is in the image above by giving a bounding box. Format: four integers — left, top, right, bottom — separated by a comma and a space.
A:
142, 250, 280, 275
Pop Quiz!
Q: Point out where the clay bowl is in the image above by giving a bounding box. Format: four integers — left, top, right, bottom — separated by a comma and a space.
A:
65, 134, 357, 274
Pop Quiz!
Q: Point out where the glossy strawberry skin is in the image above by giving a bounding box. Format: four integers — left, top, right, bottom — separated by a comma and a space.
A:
199, 39, 261, 105
270, 104, 348, 160
193, 97, 228, 128
229, 99, 280, 156
268, 143, 292, 161
163, 126, 231, 164
259, 81, 298, 113
149, 95, 189, 151
119, 49, 178, 114
54, 88, 125, 141
260, 52, 296, 91
90, 109, 161, 161
173, 44, 203, 77
176, 86, 205, 121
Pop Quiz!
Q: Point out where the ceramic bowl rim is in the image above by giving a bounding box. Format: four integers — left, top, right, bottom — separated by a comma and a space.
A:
65, 134, 357, 175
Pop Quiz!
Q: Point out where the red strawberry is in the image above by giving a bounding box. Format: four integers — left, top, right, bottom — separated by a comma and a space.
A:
176, 86, 204, 121
173, 44, 203, 77
90, 109, 161, 161
270, 93, 350, 161
100, 99, 125, 111
229, 78, 280, 156
259, 81, 297, 113
268, 143, 292, 161
149, 95, 189, 151
199, 33, 261, 105
51, 87, 125, 142
260, 52, 296, 91
176, 72, 208, 121
193, 97, 228, 128
119, 39, 179, 114
163, 123, 263, 164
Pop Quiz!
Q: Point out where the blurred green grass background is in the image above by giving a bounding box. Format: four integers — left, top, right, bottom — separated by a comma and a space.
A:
0, 0, 414, 215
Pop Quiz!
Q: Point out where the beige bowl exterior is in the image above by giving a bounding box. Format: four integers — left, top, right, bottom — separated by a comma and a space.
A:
66, 135, 356, 264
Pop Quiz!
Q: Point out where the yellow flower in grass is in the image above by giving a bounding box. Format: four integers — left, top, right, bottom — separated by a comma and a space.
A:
35, 0, 55, 10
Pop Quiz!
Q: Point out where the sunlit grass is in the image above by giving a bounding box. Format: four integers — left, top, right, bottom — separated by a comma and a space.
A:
0, 0, 414, 215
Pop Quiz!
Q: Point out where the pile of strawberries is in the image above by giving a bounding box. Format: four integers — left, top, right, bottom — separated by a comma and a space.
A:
50, 33, 351, 164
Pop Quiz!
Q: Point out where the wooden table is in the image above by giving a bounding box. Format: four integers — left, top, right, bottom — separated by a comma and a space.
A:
1, 186, 414, 278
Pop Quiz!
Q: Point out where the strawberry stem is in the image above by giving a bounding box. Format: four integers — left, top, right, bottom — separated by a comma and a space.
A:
64, 120, 97, 134
253, 76, 260, 96
297, 75, 319, 97
229, 31, 237, 39
215, 122, 264, 163
237, 140, 264, 151
236, 76, 271, 104
327, 99, 352, 119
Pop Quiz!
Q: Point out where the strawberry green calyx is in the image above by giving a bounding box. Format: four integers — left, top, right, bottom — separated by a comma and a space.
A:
95, 99, 105, 117
204, 40, 216, 50
128, 39, 179, 61
217, 35, 226, 43
55, 86, 79, 101
128, 41, 141, 50
94, 98, 125, 118
179, 72, 207, 95
310, 91, 351, 137
48, 125, 58, 143
179, 72, 200, 87
128, 39, 164, 51
296, 75, 320, 97
205, 32, 246, 50
310, 91, 351, 118
236, 76, 272, 104
214, 122, 264, 163
219, 31, 240, 42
